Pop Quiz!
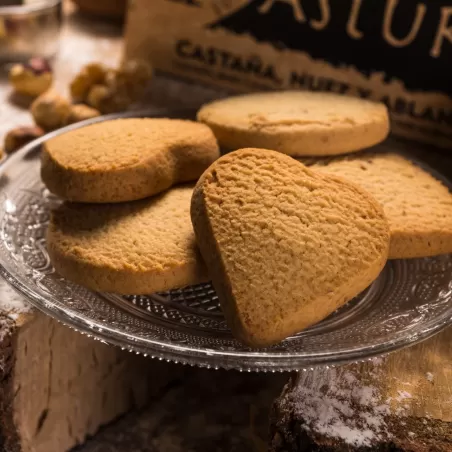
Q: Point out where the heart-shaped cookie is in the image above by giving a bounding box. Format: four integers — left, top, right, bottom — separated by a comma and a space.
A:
42, 118, 219, 203
191, 148, 390, 347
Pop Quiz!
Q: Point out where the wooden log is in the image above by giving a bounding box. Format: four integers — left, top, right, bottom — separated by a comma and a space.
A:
270, 326, 452, 451
0, 281, 185, 452
77, 368, 286, 452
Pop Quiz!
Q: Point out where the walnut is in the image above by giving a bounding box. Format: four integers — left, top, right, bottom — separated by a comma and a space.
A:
70, 62, 107, 102
65, 104, 100, 125
31, 90, 71, 131
9, 57, 53, 97
4, 126, 45, 154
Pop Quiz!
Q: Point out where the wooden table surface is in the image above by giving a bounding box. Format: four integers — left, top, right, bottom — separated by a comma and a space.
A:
0, 3, 451, 451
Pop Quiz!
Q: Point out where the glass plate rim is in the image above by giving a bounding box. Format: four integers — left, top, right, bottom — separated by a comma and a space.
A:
2, 257, 451, 371
0, 109, 451, 371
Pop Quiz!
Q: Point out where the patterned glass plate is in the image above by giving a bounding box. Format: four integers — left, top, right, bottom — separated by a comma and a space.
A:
1, 110, 452, 372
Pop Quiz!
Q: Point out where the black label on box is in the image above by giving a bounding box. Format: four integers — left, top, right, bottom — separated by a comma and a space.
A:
209, 0, 452, 95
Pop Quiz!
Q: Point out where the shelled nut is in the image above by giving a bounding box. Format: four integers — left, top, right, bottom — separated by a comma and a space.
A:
86, 84, 110, 111
115, 59, 152, 98
86, 83, 131, 114
9, 57, 53, 97
65, 104, 100, 125
4, 126, 44, 154
70, 62, 107, 102
84, 61, 152, 114
31, 90, 71, 131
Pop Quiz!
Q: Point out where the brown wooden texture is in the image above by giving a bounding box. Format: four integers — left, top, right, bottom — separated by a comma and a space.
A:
271, 314, 452, 451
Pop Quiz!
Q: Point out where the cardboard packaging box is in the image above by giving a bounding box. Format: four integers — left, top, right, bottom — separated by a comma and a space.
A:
125, 0, 452, 149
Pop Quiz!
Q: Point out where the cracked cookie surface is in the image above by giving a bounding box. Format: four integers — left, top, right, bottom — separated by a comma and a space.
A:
191, 148, 390, 346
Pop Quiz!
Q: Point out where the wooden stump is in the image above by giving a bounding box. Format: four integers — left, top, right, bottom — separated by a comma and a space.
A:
270, 327, 452, 451
0, 281, 185, 452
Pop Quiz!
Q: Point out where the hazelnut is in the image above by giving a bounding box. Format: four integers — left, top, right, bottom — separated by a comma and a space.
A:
31, 90, 71, 131
0, 19, 6, 40
109, 59, 152, 102
4, 126, 44, 154
70, 62, 108, 102
86, 84, 130, 114
86, 84, 110, 110
9, 57, 53, 97
65, 104, 100, 125
117, 59, 152, 93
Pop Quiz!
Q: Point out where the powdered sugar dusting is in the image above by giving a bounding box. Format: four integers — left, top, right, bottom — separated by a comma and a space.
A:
396, 390, 412, 402
356, 386, 377, 406
0, 313, 15, 342
286, 360, 398, 447
0, 320, 9, 342
0, 278, 32, 320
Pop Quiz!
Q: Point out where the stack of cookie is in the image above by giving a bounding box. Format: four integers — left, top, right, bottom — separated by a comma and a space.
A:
43, 118, 219, 294
42, 91, 452, 348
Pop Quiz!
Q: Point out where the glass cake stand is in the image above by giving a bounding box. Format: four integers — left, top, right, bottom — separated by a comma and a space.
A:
0, 110, 451, 371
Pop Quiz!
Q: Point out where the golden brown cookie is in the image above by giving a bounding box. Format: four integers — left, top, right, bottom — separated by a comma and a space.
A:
197, 91, 389, 156
191, 148, 390, 347
41, 118, 219, 203
306, 152, 452, 259
47, 186, 207, 294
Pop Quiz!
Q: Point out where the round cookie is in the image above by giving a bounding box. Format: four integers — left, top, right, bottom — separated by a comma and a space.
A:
306, 152, 452, 259
47, 185, 207, 294
197, 91, 389, 156
41, 118, 219, 203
